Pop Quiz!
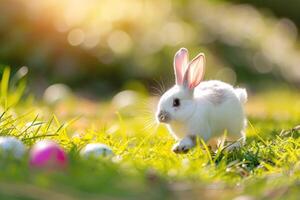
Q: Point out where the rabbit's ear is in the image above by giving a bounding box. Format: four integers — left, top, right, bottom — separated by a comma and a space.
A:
174, 48, 189, 85
183, 53, 205, 89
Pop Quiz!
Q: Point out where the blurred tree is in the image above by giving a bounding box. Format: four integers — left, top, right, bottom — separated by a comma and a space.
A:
228, 0, 300, 28
0, 0, 299, 97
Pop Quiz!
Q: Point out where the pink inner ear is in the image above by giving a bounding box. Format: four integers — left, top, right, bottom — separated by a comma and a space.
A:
174, 48, 188, 85
187, 53, 205, 89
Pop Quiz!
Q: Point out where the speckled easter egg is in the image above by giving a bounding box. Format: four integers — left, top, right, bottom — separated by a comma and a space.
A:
29, 140, 68, 170
0, 136, 26, 158
80, 143, 114, 158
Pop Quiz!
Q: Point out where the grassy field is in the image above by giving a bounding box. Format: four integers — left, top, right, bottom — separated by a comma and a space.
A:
0, 68, 300, 200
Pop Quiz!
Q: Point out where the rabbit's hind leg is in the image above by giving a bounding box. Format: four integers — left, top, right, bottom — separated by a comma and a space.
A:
221, 133, 246, 152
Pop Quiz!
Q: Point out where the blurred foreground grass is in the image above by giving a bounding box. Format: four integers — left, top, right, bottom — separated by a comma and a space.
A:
0, 68, 300, 200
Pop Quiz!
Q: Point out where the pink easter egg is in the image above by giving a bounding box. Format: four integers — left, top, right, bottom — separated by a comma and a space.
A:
29, 140, 68, 170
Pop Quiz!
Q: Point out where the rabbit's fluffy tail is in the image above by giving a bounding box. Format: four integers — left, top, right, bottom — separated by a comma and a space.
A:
235, 88, 247, 104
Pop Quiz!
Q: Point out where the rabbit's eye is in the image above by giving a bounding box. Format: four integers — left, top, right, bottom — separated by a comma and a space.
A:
173, 98, 180, 107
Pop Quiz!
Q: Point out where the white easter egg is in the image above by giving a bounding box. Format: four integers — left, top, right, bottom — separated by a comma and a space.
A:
0, 136, 26, 158
80, 143, 114, 158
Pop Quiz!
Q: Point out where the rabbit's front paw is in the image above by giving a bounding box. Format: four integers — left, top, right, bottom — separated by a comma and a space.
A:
172, 137, 195, 154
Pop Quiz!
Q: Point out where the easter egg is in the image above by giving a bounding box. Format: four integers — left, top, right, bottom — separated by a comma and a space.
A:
0, 136, 26, 158
80, 143, 114, 158
29, 140, 68, 169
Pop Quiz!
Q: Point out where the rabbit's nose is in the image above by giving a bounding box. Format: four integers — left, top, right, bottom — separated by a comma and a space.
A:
157, 111, 170, 123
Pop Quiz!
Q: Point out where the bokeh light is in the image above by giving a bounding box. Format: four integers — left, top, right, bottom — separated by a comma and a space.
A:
1, 0, 300, 94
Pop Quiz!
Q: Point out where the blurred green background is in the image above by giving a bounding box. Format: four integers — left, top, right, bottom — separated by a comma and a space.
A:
1, 0, 300, 97
1, 1, 300, 199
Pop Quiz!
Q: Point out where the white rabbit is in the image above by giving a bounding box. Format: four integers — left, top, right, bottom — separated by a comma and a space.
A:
156, 48, 247, 153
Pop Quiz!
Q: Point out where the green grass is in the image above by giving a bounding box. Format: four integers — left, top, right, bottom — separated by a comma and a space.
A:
0, 68, 300, 200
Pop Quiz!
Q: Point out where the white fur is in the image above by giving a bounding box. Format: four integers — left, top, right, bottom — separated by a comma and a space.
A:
156, 48, 247, 153
158, 80, 247, 141
172, 136, 195, 153
235, 88, 247, 104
